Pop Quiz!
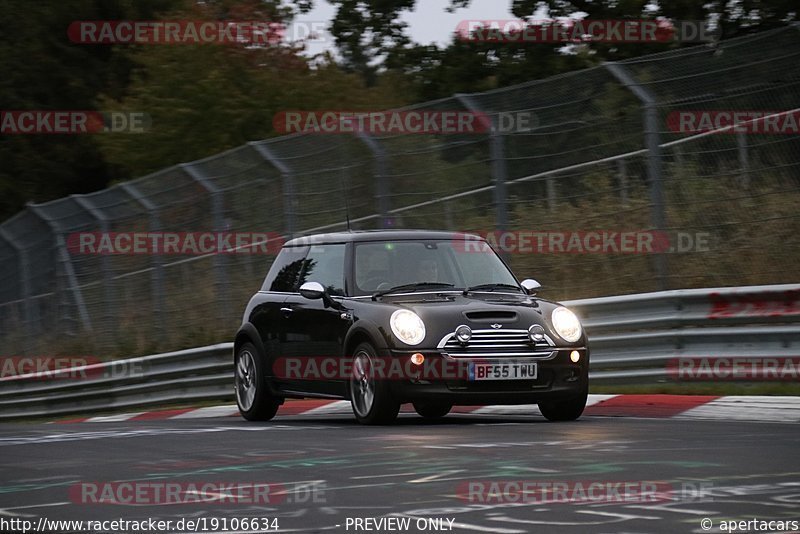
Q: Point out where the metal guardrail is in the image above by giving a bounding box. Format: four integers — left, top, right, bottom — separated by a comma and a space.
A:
566, 283, 800, 382
0, 344, 234, 420
1, 284, 798, 420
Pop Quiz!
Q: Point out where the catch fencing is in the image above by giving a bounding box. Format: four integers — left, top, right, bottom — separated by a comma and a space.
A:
0, 26, 799, 357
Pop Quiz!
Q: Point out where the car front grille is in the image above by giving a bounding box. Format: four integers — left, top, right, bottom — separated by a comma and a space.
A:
438, 329, 555, 358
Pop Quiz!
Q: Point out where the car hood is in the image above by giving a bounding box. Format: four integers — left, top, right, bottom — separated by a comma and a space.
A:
365, 292, 573, 347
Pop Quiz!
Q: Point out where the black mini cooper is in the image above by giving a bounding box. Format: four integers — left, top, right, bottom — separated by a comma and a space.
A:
234, 230, 588, 424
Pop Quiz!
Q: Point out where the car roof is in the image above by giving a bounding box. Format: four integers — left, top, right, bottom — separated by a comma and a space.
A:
283, 229, 483, 247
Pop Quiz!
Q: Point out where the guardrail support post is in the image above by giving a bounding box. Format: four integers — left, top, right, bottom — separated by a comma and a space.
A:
250, 143, 297, 238
604, 62, 668, 290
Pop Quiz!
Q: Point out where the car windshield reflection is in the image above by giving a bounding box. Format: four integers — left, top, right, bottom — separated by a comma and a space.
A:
354, 240, 519, 296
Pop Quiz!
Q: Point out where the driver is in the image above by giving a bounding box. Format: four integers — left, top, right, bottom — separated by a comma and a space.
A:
417, 259, 438, 282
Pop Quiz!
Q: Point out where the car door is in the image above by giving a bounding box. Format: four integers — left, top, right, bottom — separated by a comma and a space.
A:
280, 243, 350, 396
250, 245, 308, 391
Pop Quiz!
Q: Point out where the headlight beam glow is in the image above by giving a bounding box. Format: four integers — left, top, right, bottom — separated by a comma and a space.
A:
552, 307, 582, 343
390, 310, 426, 346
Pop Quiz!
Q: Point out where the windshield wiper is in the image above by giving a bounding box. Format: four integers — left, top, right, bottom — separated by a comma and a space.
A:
463, 283, 523, 295
372, 282, 455, 300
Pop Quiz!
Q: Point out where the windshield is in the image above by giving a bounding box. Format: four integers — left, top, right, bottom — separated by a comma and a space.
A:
353, 239, 520, 296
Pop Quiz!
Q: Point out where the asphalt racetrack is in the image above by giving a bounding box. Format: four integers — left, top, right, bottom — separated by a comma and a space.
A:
1, 411, 798, 534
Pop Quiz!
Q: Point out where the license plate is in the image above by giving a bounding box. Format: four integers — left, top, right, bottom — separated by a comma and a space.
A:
468, 361, 538, 381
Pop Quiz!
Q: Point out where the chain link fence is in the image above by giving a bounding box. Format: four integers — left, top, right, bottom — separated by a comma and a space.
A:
1, 26, 798, 357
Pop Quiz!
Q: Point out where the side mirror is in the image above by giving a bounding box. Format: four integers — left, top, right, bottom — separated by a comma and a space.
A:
299, 281, 325, 300
521, 279, 541, 295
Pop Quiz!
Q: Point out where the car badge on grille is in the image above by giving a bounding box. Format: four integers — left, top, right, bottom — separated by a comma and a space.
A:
490, 323, 502, 329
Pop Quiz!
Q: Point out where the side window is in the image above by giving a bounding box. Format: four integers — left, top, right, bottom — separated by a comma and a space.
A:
261, 246, 309, 292
297, 244, 346, 296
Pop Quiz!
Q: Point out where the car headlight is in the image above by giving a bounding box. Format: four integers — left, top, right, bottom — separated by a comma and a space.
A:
551, 307, 582, 343
390, 310, 426, 346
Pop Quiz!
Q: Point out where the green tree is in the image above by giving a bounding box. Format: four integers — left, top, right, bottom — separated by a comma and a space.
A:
328, 0, 416, 85
0, 0, 184, 221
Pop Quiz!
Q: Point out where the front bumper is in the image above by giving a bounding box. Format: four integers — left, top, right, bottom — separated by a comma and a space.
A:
386, 348, 589, 405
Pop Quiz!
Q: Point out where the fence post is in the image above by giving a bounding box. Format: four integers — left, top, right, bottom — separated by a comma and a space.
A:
72, 195, 116, 339
617, 158, 629, 207
26, 203, 93, 334
180, 163, 230, 320
120, 183, 166, 342
737, 130, 750, 189
456, 94, 508, 239
604, 62, 668, 290
0, 227, 36, 344
249, 143, 296, 238
356, 132, 390, 228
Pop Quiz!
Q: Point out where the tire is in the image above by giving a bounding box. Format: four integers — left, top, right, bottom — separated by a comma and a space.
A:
235, 342, 281, 421
538, 385, 588, 422
413, 402, 452, 419
349, 342, 400, 425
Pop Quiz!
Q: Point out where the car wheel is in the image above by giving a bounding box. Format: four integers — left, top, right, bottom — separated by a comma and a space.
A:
235, 342, 281, 421
538, 386, 588, 422
413, 402, 452, 419
349, 342, 400, 425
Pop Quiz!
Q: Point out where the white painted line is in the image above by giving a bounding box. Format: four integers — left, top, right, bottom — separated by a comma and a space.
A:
302, 400, 352, 415
170, 405, 238, 419
471, 404, 541, 415
715, 396, 800, 404
470, 395, 617, 416
408, 469, 466, 483
351, 472, 420, 480
677, 396, 800, 423
2, 502, 71, 510
55, 394, 800, 424
586, 394, 619, 406
86, 412, 144, 422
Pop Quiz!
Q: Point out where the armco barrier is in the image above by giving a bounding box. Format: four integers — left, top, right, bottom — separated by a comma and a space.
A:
0, 344, 234, 420
1, 284, 798, 420
568, 283, 800, 382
